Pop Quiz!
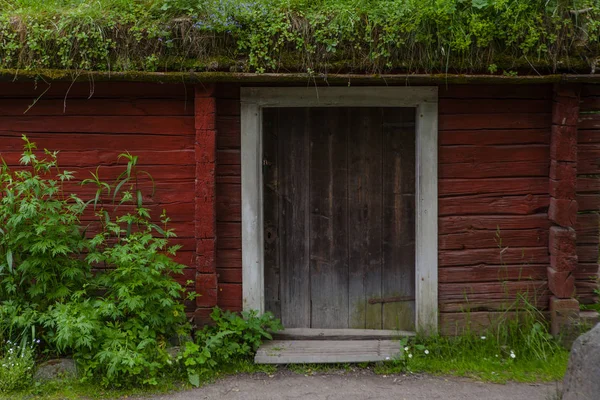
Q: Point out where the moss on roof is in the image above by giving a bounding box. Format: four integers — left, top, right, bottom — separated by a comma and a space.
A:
1, 0, 599, 75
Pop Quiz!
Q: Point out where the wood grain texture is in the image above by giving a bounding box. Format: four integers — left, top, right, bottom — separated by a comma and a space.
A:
262, 108, 281, 319
347, 108, 384, 329
278, 108, 311, 328
255, 340, 401, 364
381, 108, 416, 330
309, 108, 350, 329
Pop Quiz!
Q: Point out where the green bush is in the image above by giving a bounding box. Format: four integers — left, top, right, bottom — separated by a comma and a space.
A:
180, 308, 282, 387
0, 137, 283, 390
0, 135, 90, 344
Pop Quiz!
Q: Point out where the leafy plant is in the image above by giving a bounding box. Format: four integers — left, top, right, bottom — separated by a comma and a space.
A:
0, 336, 37, 393
45, 152, 192, 387
180, 308, 282, 387
0, 135, 90, 344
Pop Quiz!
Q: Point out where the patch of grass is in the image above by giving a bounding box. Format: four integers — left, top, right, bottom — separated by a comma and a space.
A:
376, 294, 570, 383
374, 334, 568, 383
4, 360, 277, 400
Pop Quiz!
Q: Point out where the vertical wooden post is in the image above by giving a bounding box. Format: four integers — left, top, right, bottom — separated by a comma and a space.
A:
195, 85, 218, 325
548, 84, 580, 337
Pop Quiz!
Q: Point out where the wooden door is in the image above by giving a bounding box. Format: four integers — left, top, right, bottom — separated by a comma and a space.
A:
263, 107, 415, 330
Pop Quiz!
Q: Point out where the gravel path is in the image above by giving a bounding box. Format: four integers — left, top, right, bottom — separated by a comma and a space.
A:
149, 370, 560, 400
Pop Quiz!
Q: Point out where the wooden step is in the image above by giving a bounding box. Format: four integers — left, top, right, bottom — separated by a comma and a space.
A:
273, 328, 415, 340
255, 340, 400, 364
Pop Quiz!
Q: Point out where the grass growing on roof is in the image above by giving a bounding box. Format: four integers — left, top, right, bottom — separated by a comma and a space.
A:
0, 0, 599, 74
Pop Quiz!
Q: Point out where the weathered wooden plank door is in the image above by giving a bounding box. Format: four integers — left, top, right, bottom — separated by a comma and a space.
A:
263, 107, 415, 330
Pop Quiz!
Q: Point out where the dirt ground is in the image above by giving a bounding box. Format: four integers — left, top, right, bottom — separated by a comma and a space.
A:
149, 370, 560, 400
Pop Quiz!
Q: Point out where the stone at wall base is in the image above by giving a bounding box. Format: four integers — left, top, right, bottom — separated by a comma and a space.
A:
562, 323, 600, 400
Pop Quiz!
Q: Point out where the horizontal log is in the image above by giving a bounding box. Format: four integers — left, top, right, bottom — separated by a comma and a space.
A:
0, 116, 194, 135
216, 184, 241, 222
577, 194, 600, 212
440, 310, 549, 336
0, 150, 195, 167
439, 85, 552, 99
439, 113, 551, 131
216, 202, 241, 222
439, 194, 549, 216
80, 202, 194, 222
0, 98, 192, 116
439, 229, 548, 250
439, 247, 549, 267
439, 264, 547, 283
217, 222, 241, 238
439, 296, 549, 313
216, 249, 242, 268
217, 237, 241, 250
576, 214, 600, 244
217, 98, 241, 117
217, 164, 241, 177
582, 86, 600, 97
215, 84, 241, 100
439, 99, 549, 115
574, 263, 599, 280
440, 281, 548, 300
439, 178, 548, 196
217, 283, 242, 308
217, 149, 240, 166
577, 245, 599, 263
216, 268, 242, 283
439, 161, 548, 179
577, 177, 600, 193
440, 145, 548, 164
577, 113, 600, 130
84, 221, 195, 238
0, 82, 192, 99
216, 176, 241, 184
439, 214, 551, 235
0, 132, 194, 152
440, 129, 549, 146
578, 144, 600, 174
578, 130, 600, 144
216, 116, 241, 149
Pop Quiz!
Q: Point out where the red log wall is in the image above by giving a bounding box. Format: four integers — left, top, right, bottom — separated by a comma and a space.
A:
1, 81, 595, 333
0, 82, 197, 312
437, 85, 552, 334
577, 86, 600, 306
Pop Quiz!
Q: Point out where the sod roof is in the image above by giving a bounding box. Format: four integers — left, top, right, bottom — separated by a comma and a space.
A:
1, 0, 599, 79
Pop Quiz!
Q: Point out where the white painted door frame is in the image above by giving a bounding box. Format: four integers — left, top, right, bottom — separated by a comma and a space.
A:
240, 86, 439, 334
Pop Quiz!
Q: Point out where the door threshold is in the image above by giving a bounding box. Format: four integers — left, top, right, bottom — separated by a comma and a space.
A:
273, 328, 415, 341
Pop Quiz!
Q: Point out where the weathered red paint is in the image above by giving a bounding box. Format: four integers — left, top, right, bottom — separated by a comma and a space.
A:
194, 85, 219, 323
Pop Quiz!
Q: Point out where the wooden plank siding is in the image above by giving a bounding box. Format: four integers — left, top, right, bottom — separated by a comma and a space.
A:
0, 82, 197, 310
576, 86, 600, 305
437, 84, 552, 333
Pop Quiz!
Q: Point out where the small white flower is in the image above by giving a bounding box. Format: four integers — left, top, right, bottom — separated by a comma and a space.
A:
404, 346, 409, 351
510, 351, 516, 359
408, 353, 413, 358
480, 336, 486, 340
424, 350, 429, 355
385, 356, 390, 360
